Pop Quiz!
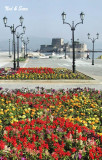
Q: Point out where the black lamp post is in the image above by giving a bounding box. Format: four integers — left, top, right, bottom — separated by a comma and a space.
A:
25, 38, 29, 57
12, 40, 13, 56
65, 47, 67, 59
9, 39, 11, 57
21, 37, 29, 58
16, 26, 26, 68
61, 12, 85, 73
3, 16, 24, 70
87, 33, 99, 65
22, 40, 26, 58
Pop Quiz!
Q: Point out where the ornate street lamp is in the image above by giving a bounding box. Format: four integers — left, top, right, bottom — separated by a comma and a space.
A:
16, 26, 26, 68
25, 37, 29, 57
87, 33, 99, 65
3, 16, 24, 70
21, 37, 29, 58
61, 12, 85, 73
21, 38, 26, 59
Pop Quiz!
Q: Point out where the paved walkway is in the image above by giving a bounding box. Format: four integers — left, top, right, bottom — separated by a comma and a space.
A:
0, 56, 102, 90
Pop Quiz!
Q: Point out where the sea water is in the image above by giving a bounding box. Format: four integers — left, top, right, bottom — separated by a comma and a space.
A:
44, 52, 102, 59
0, 51, 102, 59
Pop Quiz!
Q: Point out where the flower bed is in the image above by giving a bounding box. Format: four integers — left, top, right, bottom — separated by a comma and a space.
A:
0, 87, 101, 135
0, 87, 102, 159
0, 67, 93, 80
0, 117, 102, 160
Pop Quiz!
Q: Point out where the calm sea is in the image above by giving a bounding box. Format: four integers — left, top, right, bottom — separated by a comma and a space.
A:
0, 51, 102, 59
44, 52, 102, 59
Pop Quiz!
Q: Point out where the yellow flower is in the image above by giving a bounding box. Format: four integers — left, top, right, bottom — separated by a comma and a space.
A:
81, 113, 85, 116
95, 120, 99, 123
84, 123, 87, 127
32, 108, 35, 112
70, 109, 73, 112
50, 106, 55, 109
10, 116, 14, 119
4, 110, 8, 113
76, 117, 81, 122
0, 125, 2, 129
0, 111, 4, 115
64, 117, 67, 120
68, 116, 72, 120
82, 120, 87, 124
22, 115, 26, 119
64, 114, 67, 117
31, 111, 35, 115
88, 121, 91, 124
97, 133, 102, 136
91, 122, 95, 125
92, 126, 96, 130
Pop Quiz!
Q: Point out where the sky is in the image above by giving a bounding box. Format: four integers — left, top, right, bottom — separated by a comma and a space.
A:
0, 0, 102, 50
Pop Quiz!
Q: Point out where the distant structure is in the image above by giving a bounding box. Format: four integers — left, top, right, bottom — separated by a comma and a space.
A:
40, 38, 87, 53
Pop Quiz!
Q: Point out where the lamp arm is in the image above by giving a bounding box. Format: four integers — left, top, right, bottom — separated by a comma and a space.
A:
88, 37, 93, 42
19, 32, 25, 37
75, 21, 82, 28
94, 37, 98, 41
5, 25, 11, 28
15, 24, 22, 32
15, 32, 23, 38
64, 21, 72, 29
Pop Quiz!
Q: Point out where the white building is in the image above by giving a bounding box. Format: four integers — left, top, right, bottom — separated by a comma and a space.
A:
40, 38, 87, 53
67, 42, 87, 52
52, 38, 64, 47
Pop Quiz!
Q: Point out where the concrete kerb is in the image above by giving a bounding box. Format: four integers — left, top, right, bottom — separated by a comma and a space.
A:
0, 79, 101, 84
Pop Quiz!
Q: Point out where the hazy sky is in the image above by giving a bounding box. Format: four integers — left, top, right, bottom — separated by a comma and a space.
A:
0, 0, 102, 50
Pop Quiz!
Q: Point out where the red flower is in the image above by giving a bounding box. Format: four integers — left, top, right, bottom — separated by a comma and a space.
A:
71, 147, 77, 153
89, 151, 94, 159
0, 140, 5, 150
73, 93, 78, 97
66, 151, 71, 156
52, 152, 58, 159
16, 144, 22, 151
82, 136, 87, 141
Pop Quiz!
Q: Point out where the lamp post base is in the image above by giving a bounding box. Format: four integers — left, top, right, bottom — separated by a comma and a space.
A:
17, 60, 19, 69
17, 65, 19, 69
92, 60, 94, 65
13, 62, 16, 70
72, 65, 76, 73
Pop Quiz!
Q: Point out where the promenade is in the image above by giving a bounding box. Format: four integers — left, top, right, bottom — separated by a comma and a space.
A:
0, 55, 102, 90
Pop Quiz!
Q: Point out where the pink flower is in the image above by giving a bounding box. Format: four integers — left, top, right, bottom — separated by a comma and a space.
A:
78, 153, 82, 159
98, 90, 100, 94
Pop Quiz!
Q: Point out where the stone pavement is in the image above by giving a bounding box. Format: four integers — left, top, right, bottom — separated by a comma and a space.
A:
0, 56, 102, 90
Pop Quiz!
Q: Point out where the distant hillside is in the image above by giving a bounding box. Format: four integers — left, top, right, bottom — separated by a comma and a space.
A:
0, 37, 52, 51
